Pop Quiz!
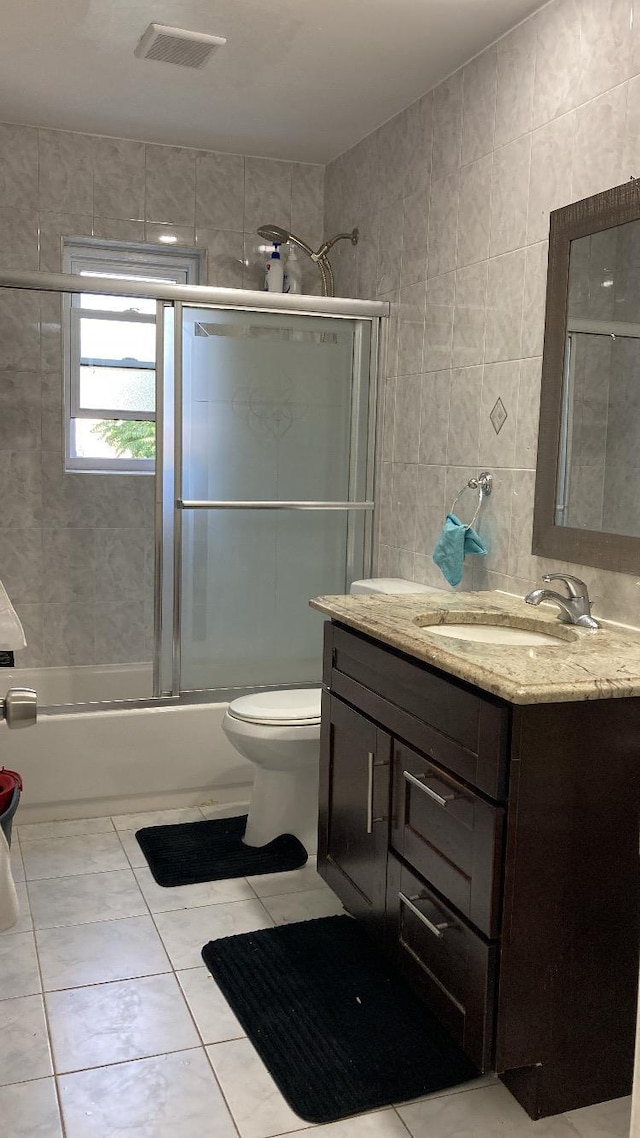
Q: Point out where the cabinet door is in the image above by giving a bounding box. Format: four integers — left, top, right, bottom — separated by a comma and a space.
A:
318, 692, 391, 930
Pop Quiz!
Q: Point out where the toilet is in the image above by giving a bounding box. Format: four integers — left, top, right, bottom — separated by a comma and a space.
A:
222, 578, 443, 854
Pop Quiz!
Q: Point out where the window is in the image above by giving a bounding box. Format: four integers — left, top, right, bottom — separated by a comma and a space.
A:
64, 240, 201, 473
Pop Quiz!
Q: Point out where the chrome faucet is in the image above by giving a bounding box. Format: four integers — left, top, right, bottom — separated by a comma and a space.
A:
524, 574, 600, 629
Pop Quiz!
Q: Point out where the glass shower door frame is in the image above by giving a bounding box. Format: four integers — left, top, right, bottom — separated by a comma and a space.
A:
155, 300, 381, 699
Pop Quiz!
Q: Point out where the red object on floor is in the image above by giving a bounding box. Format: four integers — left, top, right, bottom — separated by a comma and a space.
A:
0, 769, 22, 814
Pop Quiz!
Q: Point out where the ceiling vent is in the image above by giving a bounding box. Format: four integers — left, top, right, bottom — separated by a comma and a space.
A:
134, 23, 227, 69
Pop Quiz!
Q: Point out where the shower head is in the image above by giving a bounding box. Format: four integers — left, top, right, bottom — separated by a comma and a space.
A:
257, 224, 291, 244
255, 223, 355, 297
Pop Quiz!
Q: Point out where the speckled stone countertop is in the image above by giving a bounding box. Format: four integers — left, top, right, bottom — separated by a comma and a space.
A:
310, 590, 640, 705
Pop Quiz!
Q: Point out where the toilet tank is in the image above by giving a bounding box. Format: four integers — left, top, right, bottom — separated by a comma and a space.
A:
349, 578, 444, 595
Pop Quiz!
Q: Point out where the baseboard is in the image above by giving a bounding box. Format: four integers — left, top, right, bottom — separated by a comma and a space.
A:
16, 785, 252, 825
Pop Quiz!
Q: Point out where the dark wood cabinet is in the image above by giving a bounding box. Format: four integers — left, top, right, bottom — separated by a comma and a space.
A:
318, 690, 391, 930
318, 620, 640, 1121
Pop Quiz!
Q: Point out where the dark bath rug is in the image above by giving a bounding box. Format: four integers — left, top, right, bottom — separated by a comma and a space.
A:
202, 913, 478, 1124
135, 814, 307, 886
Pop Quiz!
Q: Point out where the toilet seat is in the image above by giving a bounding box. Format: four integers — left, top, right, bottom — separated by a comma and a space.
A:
227, 687, 322, 727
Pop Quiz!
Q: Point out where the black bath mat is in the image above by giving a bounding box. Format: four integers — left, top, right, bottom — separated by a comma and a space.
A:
202, 914, 478, 1123
135, 814, 307, 887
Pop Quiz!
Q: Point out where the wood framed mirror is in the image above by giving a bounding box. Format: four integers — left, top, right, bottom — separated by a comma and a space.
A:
533, 179, 640, 574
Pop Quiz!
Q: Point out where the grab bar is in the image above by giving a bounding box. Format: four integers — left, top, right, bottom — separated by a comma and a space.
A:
178, 500, 374, 511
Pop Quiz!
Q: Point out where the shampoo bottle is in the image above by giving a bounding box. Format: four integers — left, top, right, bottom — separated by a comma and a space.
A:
284, 246, 303, 294
264, 243, 284, 292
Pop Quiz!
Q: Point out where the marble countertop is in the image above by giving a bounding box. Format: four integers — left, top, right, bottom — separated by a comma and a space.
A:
309, 590, 640, 705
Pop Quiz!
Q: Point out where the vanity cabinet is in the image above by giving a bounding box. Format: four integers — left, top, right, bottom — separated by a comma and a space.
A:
318, 620, 640, 1120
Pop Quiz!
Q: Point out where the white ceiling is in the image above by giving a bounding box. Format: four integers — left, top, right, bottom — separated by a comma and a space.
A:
0, 0, 545, 163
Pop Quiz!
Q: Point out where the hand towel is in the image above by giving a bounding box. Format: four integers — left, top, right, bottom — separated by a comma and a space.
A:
433, 513, 487, 588
0, 828, 18, 932
0, 577, 26, 650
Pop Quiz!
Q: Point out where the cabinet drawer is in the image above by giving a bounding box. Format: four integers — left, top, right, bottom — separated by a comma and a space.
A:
325, 623, 508, 800
391, 741, 504, 938
386, 854, 496, 1072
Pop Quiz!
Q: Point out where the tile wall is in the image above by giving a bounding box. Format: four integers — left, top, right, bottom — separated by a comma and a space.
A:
325, 0, 640, 626
0, 124, 324, 667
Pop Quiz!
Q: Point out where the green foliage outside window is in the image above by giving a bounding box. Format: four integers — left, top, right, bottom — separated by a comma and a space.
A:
92, 419, 156, 459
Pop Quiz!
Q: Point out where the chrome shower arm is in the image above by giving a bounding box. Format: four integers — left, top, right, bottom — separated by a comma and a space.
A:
316, 229, 359, 259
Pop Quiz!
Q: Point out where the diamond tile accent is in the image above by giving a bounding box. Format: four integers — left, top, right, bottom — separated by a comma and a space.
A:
490, 397, 508, 435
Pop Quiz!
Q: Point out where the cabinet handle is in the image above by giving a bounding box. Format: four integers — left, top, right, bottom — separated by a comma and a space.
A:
399, 892, 451, 939
403, 769, 455, 808
366, 751, 374, 834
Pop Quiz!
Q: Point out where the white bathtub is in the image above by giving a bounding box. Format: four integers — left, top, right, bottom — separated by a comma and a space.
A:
0, 664, 253, 824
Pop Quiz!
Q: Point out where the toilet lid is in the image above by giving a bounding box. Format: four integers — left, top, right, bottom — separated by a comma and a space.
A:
228, 687, 322, 725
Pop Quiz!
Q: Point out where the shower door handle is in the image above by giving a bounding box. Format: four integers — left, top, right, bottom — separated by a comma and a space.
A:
2, 687, 37, 729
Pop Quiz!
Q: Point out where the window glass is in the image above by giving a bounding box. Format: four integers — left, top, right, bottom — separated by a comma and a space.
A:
79, 316, 155, 365
72, 419, 156, 461
79, 366, 156, 413
64, 239, 200, 472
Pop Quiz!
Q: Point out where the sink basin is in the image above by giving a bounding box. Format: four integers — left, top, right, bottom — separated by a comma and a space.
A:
417, 622, 568, 647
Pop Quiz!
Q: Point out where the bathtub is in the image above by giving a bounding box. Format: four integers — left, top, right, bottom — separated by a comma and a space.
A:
0, 664, 253, 824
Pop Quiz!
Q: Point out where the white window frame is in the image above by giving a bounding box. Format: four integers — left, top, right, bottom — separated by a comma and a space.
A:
63, 239, 201, 474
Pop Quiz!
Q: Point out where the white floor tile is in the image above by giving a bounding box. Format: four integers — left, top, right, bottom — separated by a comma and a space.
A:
10, 841, 25, 881
111, 807, 205, 831
118, 827, 149, 868
565, 1095, 632, 1137
0, 931, 41, 998
134, 865, 255, 913
396, 1072, 499, 1107
261, 886, 344, 925
207, 1036, 313, 1138
0, 1077, 63, 1137
247, 861, 326, 898
0, 882, 32, 936
58, 1048, 237, 1138
28, 869, 146, 929
46, 973, 200, 1073
17, 816, 115, 843
398, 1082, 582, 1137
22, 831, 129, 880
154, 899, 273, 970
177, 967, 246, 1044
0, 994, 53, 1086
279, 1109, 411, 1138
37, 914, 171, 991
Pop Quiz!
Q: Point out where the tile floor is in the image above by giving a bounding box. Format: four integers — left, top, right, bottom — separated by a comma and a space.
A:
0, 804, 632, 1138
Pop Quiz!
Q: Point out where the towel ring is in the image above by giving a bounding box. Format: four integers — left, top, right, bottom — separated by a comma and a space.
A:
450, 472, 492, 529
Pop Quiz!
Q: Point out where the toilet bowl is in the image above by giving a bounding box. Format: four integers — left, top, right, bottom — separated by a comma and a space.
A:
222, 579, 444, 855
222, 688, 322, 852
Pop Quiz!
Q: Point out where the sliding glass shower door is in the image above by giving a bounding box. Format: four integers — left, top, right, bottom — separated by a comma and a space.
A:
158, 303, 376, 696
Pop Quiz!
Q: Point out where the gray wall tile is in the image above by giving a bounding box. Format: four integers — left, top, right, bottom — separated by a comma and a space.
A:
494, 21, 536, 148
0, 123, 38, 210
457, 155, 492, 268
195, 152, 245, 232
92, 137, 145, 221
432, 73, 463, 177
144, 144, 196, 226
461, 47, 497, 166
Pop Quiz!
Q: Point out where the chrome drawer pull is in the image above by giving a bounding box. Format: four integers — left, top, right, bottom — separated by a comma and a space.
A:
399, 892, 451, 939
403, 769, 455, 808
366, 751, 374, 834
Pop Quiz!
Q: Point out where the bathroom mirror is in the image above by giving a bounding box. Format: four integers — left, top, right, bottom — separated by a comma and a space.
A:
533, 179, 640, 574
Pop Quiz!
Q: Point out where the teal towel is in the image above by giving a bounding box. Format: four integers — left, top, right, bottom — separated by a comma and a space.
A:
433, 513, 487, 588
